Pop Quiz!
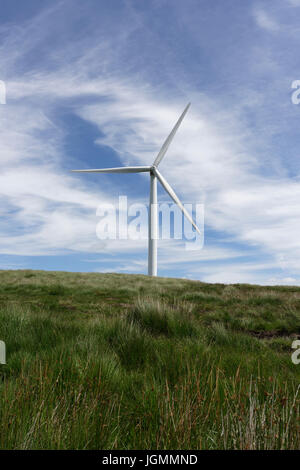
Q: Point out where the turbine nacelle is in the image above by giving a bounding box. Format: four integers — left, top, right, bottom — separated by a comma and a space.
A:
72, 102, 200, 276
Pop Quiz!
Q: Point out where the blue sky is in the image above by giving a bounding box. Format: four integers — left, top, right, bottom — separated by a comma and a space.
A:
1, 0, 300, 284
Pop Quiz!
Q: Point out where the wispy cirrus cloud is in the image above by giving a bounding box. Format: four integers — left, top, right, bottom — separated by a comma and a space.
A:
253, 8, 280, 32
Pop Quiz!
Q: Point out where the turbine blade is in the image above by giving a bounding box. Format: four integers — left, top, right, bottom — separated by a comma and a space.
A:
153, 103, 190, 168
154, 168, 201, 235
71, 166, 151, 174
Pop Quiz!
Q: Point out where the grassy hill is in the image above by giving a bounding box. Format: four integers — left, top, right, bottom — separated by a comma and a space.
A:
0, 269, 300, 449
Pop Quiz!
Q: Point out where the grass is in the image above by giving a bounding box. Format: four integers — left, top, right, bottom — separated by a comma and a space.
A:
0, 269, 300, 449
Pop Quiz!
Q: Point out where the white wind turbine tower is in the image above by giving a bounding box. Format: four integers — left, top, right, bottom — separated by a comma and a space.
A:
72, 103, 201, 276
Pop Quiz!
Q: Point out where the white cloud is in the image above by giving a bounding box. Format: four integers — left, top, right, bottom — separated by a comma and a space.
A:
253, 8, 280, 32
287, 0, 300, 6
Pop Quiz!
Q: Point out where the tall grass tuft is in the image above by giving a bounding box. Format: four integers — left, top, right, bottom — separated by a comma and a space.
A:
128, 297, 197, 338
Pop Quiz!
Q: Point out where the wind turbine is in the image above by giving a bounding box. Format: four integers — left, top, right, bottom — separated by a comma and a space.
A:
72, 103, 201, 276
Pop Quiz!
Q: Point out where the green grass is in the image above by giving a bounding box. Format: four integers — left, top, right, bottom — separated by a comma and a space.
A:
0, 269, 300, 449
